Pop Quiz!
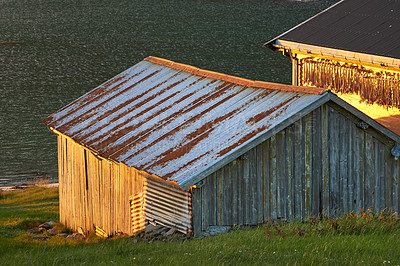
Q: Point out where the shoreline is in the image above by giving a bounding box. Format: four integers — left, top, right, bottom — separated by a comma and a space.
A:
0, 174, 58, 190
0, 182, 59, 192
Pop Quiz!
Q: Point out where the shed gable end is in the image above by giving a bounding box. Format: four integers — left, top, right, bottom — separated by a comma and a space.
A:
192, 102, 400, 237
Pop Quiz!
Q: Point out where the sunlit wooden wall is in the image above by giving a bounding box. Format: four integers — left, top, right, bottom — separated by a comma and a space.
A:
57, 135, 146, 236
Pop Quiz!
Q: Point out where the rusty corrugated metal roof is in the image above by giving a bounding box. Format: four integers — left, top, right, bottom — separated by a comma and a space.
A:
43, 56, 328, 188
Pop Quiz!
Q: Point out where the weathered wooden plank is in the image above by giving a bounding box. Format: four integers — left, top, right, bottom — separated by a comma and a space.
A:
210, 172, 217, 226
58, 136, 64, 226
249, 148, 257, 224
94, 155, 101, 230
393, 159, 400, 212
321, 105, 329, 217
77, 146, 84, 232
242, 153, 250, 224
347, 120, 355, 213
110, 163, 118, 235
293, 119, 303, 219
339, 112, 349, 214
256, 145, 264, 224
365, 133, 374, 211
122, 164, 128, 234
117, 165, 122, 234
121, 164, 127, 234
385, 145, 392, 211
305, 114, 311, 218
275, 131, 285, 219
63, 137, 68, 228
99, 159, 105, 232
357, 129, 365, 212
97, 159, 103, 230
270, 135, 277, 219
103, 160, 111, 234
79, 143, 85, 231
127, 164, 133, 235
225, 163, 232, 226
106, 161, 111, 234
68, 139, 75, 230
375, 139, 385, 211
262, 140, 271, 221
201, 176, 209, 231
63, 137, 68, 227
76, 142, 82, 231
311, 108, 322, 216
87, 152, 94, 231
125, 165, 131, 234
89, 152, 97, 232
66, 139, 72, 230
75, 142, 82, 231
217, 169, 224, 225
282, 128, 289, 220
84, 150, 93, 234
300, 117, 307, 219
237, 158, 244, 226
81, 148, 88, 233
328, 107, 339, 216
288, 125, 296, 220
114, 164, 120, 233
191, 188, 202, 238
231, 161, 238, 225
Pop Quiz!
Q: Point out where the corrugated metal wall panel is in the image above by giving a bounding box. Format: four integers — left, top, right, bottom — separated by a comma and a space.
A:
142, 177, 191, 234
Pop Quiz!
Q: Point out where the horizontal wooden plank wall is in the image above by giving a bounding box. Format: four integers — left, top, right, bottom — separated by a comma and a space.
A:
58, 135, 146, 236
192, 103, 400, 237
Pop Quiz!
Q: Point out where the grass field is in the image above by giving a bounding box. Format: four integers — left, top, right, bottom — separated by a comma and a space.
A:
1, 187, 400, 265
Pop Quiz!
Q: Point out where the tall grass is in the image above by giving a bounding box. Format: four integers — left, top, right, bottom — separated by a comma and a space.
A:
1, 187, 400, 265
265, 209, 400, 238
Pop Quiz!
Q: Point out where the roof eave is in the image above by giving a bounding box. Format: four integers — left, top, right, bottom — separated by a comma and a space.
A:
272, 40, 400, 70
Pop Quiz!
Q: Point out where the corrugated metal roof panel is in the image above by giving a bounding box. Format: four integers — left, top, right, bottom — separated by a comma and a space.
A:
43, 57, 327, 187
266, 0, 400, 60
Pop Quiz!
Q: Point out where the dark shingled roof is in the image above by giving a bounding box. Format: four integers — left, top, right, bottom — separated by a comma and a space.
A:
266, 0, 400, 60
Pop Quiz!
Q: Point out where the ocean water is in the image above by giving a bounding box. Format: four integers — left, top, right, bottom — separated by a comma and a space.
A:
0, 0, 331, 186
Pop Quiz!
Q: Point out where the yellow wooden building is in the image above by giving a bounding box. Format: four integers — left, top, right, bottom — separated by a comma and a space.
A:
265, 0, 400, 133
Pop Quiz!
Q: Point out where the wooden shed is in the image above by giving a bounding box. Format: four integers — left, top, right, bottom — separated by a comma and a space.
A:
43, 56, 400, 238
265, 0, 400, 111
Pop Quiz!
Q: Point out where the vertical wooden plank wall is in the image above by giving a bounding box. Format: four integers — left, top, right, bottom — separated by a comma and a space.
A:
57, 135, 145, 236
192, 103, 400, 236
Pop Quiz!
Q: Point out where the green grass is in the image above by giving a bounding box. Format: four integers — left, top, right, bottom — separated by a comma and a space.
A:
1, 187, 400, 265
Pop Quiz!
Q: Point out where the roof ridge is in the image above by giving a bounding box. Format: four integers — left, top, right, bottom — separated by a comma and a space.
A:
144, 56, 328, 95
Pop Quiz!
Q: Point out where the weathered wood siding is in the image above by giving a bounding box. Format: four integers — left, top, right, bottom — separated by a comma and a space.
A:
192, 102, 400, 237
58, 135, 147, 236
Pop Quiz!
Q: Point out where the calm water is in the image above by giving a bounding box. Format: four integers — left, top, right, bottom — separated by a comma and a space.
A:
0, 0, 331, 186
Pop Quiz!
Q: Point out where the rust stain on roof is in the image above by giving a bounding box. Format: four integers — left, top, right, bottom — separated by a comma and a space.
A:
43, 56, 327, 187
116, 83, 238, 162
